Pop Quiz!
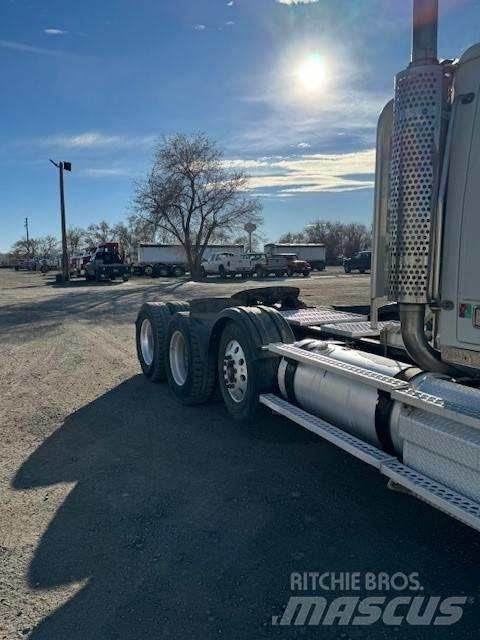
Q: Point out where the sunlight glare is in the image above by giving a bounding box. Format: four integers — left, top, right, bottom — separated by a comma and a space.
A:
297, 53, 326, 93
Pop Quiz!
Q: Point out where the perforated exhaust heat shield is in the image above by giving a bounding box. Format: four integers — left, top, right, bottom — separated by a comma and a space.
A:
388, 64, 447, 303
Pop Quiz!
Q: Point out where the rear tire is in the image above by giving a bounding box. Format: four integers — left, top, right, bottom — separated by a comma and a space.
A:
344, 264, 351, 274
166, 314, 216, 405
135, 301, 190, 382
172, 265, 185, 278
219, 265, 226, 279
144, 265, 154, 277
156, 265, 170, 277
217, 307, 294, 422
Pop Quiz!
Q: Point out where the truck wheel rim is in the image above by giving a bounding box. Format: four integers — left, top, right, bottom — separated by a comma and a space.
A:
140, 319, 154, 366
170, 330, 188, 386
223, 340, 248, 403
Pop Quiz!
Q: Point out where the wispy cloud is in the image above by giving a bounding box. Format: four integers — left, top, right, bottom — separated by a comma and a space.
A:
227, 1, 234, 5
225, 149, 375, 194
42, 131, 157, 149
82, 167, 132, 178
276, 0, 319, 4
193, 24, 207, 31
0, 39, 67, 58
236, 84, 386, 153
225, 21, 235, 26
44, 28, 66, 35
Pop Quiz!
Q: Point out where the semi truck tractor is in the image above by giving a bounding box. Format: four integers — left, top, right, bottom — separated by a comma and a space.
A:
134, 0, 480, 532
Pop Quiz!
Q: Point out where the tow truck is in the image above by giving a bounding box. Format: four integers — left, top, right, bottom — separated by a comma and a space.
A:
85, 243, 131, 282
134, 0, 480, 532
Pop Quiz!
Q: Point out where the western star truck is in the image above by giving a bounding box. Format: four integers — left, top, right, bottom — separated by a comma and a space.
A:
134, 244, 244, 277
133, 0, 480, 533
265, 243, 326, 271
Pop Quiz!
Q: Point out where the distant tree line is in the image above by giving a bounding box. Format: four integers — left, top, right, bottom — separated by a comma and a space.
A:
279, 220, 372, 265
6, 217, 152, 264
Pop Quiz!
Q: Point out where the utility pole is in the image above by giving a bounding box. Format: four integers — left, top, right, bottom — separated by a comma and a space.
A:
24, 217, 30, 261
50, 160, 72, 281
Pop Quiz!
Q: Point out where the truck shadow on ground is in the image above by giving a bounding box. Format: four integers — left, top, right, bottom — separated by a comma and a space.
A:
13, 376, 480, 639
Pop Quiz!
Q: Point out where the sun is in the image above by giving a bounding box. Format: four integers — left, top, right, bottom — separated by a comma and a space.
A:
297, 54, 326, 92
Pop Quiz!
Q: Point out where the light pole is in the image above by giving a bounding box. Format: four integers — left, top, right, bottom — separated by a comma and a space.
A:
24, 217, 30, 263
50, 160, 72, 281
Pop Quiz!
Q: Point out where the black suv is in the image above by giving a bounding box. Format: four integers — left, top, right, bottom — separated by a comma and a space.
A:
343, 250, 371, 274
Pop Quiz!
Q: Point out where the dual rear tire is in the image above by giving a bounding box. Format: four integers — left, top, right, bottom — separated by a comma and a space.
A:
136, 302, 294, 420
136, 302, 190, 382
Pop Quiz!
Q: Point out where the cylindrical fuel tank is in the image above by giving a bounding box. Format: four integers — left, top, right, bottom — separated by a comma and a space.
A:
278, 340, 411, 453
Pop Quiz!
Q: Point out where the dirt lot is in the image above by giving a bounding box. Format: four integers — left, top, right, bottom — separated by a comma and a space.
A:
0, 268, 479, 639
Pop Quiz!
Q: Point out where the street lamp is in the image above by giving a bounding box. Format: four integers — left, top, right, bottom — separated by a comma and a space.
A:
50, 159, 72, 282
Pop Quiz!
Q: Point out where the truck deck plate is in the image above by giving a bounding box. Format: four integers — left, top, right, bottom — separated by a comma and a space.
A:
268, 343, 409, 392
279, 308, 367, 327
392, 387, 480, 432
321, 320, 400, 338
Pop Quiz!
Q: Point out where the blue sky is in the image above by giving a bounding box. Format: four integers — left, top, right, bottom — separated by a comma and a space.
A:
1, 0, 479, 251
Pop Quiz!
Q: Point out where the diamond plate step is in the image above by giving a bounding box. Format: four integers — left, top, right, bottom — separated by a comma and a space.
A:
268, 343, 409, 392
381, 460, 480, 532
261, 394, 480, 532
260, 394, 396, 469
321, 320, 400, 338
279, 308, 367, 327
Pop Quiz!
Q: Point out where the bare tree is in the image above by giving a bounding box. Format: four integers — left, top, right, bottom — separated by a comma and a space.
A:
10, 235, 59, 264
66, 227, 86, 255
113, 216, 152, 260
278, 231, 306, 244
342, 222, 371, 257
37, 235, 60, 261
84, 220, 115, 245
134, 134, 262, 279
11, 236, 40, 260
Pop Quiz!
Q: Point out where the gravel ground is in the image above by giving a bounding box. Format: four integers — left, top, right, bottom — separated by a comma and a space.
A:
0, 268, 479, 639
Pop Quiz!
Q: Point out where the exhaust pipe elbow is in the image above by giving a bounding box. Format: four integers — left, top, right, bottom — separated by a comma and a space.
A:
399, 303, 455, 374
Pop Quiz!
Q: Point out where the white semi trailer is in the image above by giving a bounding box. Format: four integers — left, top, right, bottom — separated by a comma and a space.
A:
134, 0, 480, 532
265, 243, 326, 271
135, 243, 244, 277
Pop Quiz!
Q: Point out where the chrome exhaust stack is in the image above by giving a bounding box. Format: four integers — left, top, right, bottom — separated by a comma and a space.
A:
412, 0, 438, 65
386, 0, 454, 372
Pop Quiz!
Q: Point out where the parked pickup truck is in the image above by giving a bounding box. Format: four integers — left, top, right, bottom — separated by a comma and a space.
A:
201, 253, 252, 279
248, 253, 289, 278
278, 253, 311, 277
343, 250, 371, 274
